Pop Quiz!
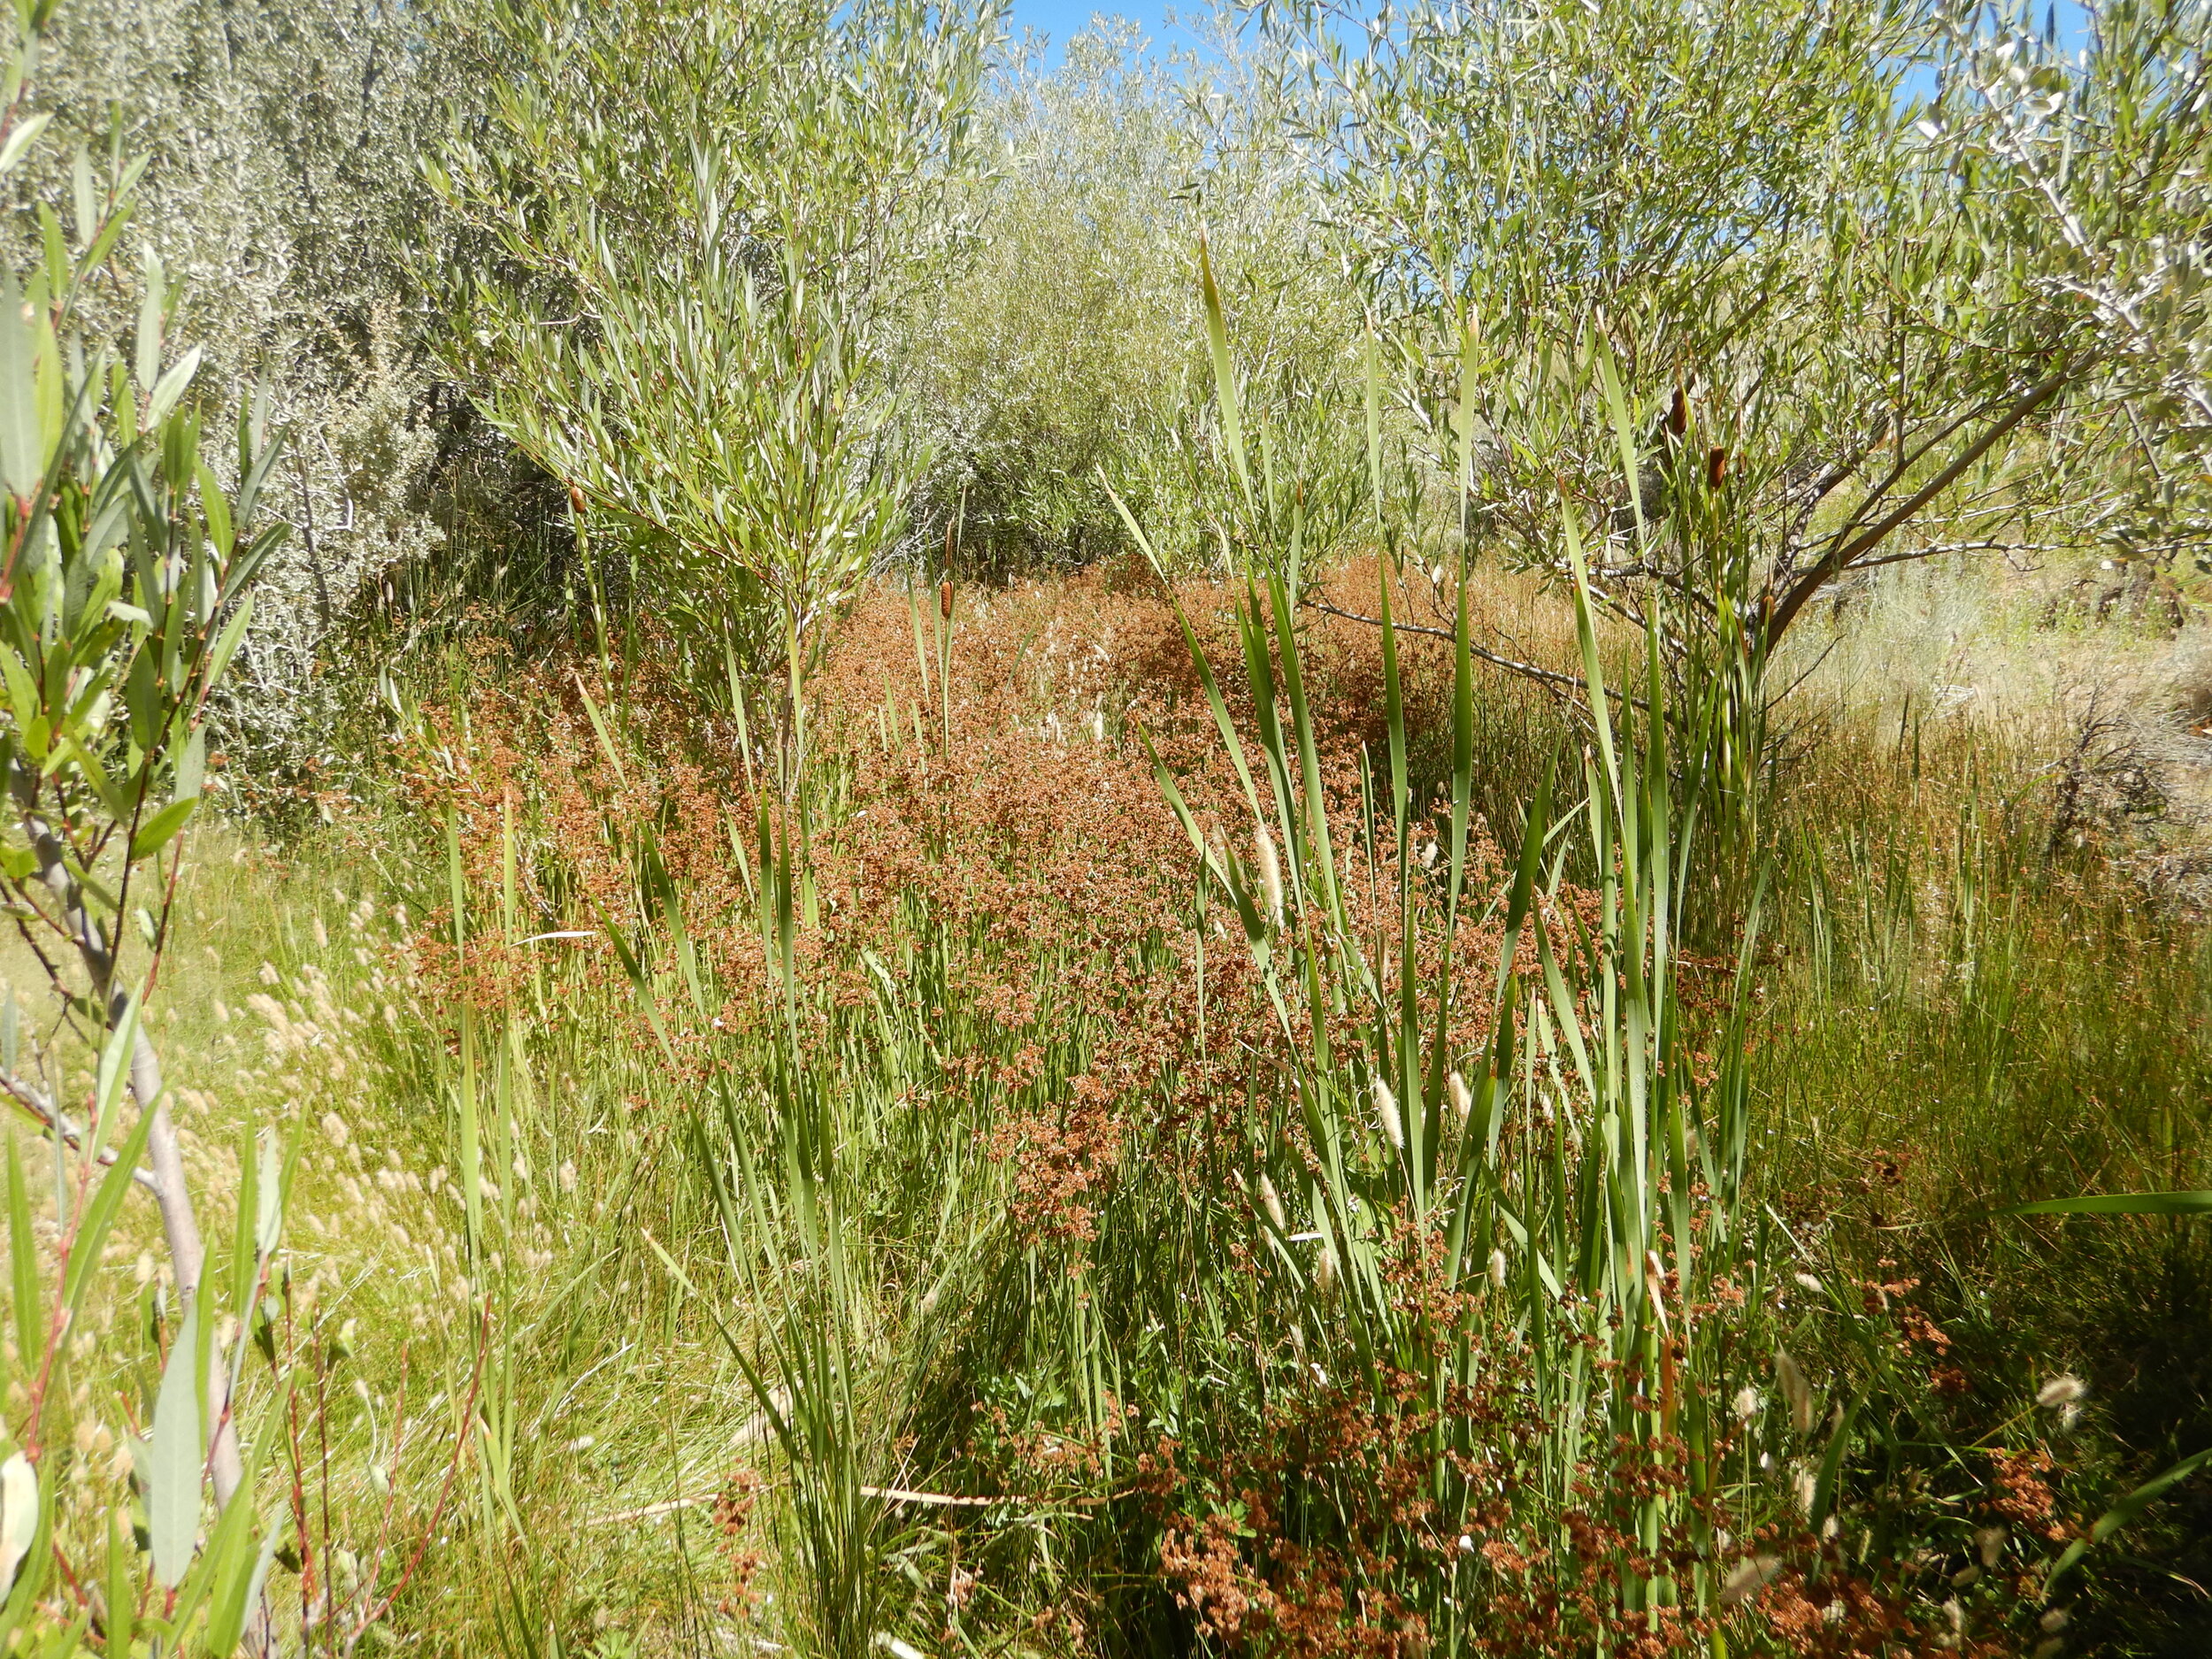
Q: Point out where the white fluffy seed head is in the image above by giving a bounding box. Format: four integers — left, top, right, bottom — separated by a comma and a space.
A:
1256, 1173, 1288, 1233
2037, 1373, 2086, 1409
1775, 1349, 1817, 1436
1254, 821, 1284, 926
1720, 1556, 1780, 1606
1372, 1076, 1403, 1151
1792, 1463, 1818, 1517
1732, 1385, 1763, 1422
1447, 1071, 1473, 1126
1488, 1248, 1508, 1289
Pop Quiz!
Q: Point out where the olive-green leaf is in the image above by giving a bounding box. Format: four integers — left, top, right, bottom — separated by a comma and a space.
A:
128, 796, 196, 864
148, 1298, 203, 1589
0, 114, 50, 180
143, 345, 202, 429
2005, 1192, 2212, 1217
0, 271, 39, 499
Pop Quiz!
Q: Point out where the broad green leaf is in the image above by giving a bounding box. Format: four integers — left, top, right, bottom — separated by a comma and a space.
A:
59, 1105, 153, 1330
204, 1525, 280, 1655
148, 1298, 204, 1588
0, 649, 35, 732
200, 594, 253, 697
104, 1508, 134, 1656
253, 1127, 289, 1258
196, 459, 232, 555
174, 726, 206, 803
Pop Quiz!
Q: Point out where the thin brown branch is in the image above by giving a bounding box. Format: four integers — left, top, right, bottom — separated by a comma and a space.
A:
1763, 369, 2071, 645
0, 1068, 158, 1191
1303, 597, 1650, 713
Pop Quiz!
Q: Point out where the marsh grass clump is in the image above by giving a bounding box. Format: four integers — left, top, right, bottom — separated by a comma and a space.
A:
5, 0, 2211, 1652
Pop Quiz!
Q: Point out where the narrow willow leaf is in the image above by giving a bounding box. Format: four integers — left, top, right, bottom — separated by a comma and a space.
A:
148, 1299, 203, 1588
127, 795, 196, 863
0, 271, 38, 498
1196, 227, 1249, 508
143, 345, 203, 428
2006, 1191, 2212, 1217
5, 1141, 36, 1376
0, 113, 50, 179
134, 252, 165, 391
2049, 1445, 2212, 1586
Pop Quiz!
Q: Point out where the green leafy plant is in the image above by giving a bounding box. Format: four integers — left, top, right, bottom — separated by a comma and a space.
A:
0, 3, 305, 1647
428, 0, 995, 736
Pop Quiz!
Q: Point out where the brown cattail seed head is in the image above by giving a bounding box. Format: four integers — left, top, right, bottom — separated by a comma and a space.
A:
1706, 446, 1729, 488
1668, 386, 1688, 439
939, 580, 953, 620
567, 483, 587, 517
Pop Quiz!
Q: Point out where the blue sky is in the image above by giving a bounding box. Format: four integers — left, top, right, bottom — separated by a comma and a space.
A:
1002, 2, 1202, 64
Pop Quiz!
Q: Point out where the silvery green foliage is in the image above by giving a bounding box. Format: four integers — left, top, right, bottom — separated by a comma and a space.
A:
431, 0, 994, 681
3, 0, 449, 806
1925, 0, 2212, 571
903, 13, 1358, 575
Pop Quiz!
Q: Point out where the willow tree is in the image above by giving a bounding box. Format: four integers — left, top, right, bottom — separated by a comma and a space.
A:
1287, 0, 2212, 926
428, 0, 995, 733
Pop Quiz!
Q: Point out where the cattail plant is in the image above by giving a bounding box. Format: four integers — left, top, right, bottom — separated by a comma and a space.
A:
1115, 268, 1798, 1651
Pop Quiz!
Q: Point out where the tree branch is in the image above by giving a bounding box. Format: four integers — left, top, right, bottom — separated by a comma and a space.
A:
1762, 369, 2071, 645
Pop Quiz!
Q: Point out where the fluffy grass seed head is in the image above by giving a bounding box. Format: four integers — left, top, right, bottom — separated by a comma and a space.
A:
1447, 1070, 1472, 1127
1792, 1462, 1818, 1517
2037, 1373, 2086, 1409
1253, 819, 1284, 927
1488, 1248, 1508, 1289
1256, 1173, 1288, 1233
1775, 1348, 1817, 1435
1720, 1555, 1781, 1605
1372, 1074, 1403, 1152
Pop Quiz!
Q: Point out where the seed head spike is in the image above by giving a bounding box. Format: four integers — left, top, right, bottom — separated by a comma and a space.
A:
1256, 1173, 1288, 1233
1447, 1070, 1472, 1127
1253, 820, 1284, 926
1372, 1074, 1403, 1151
